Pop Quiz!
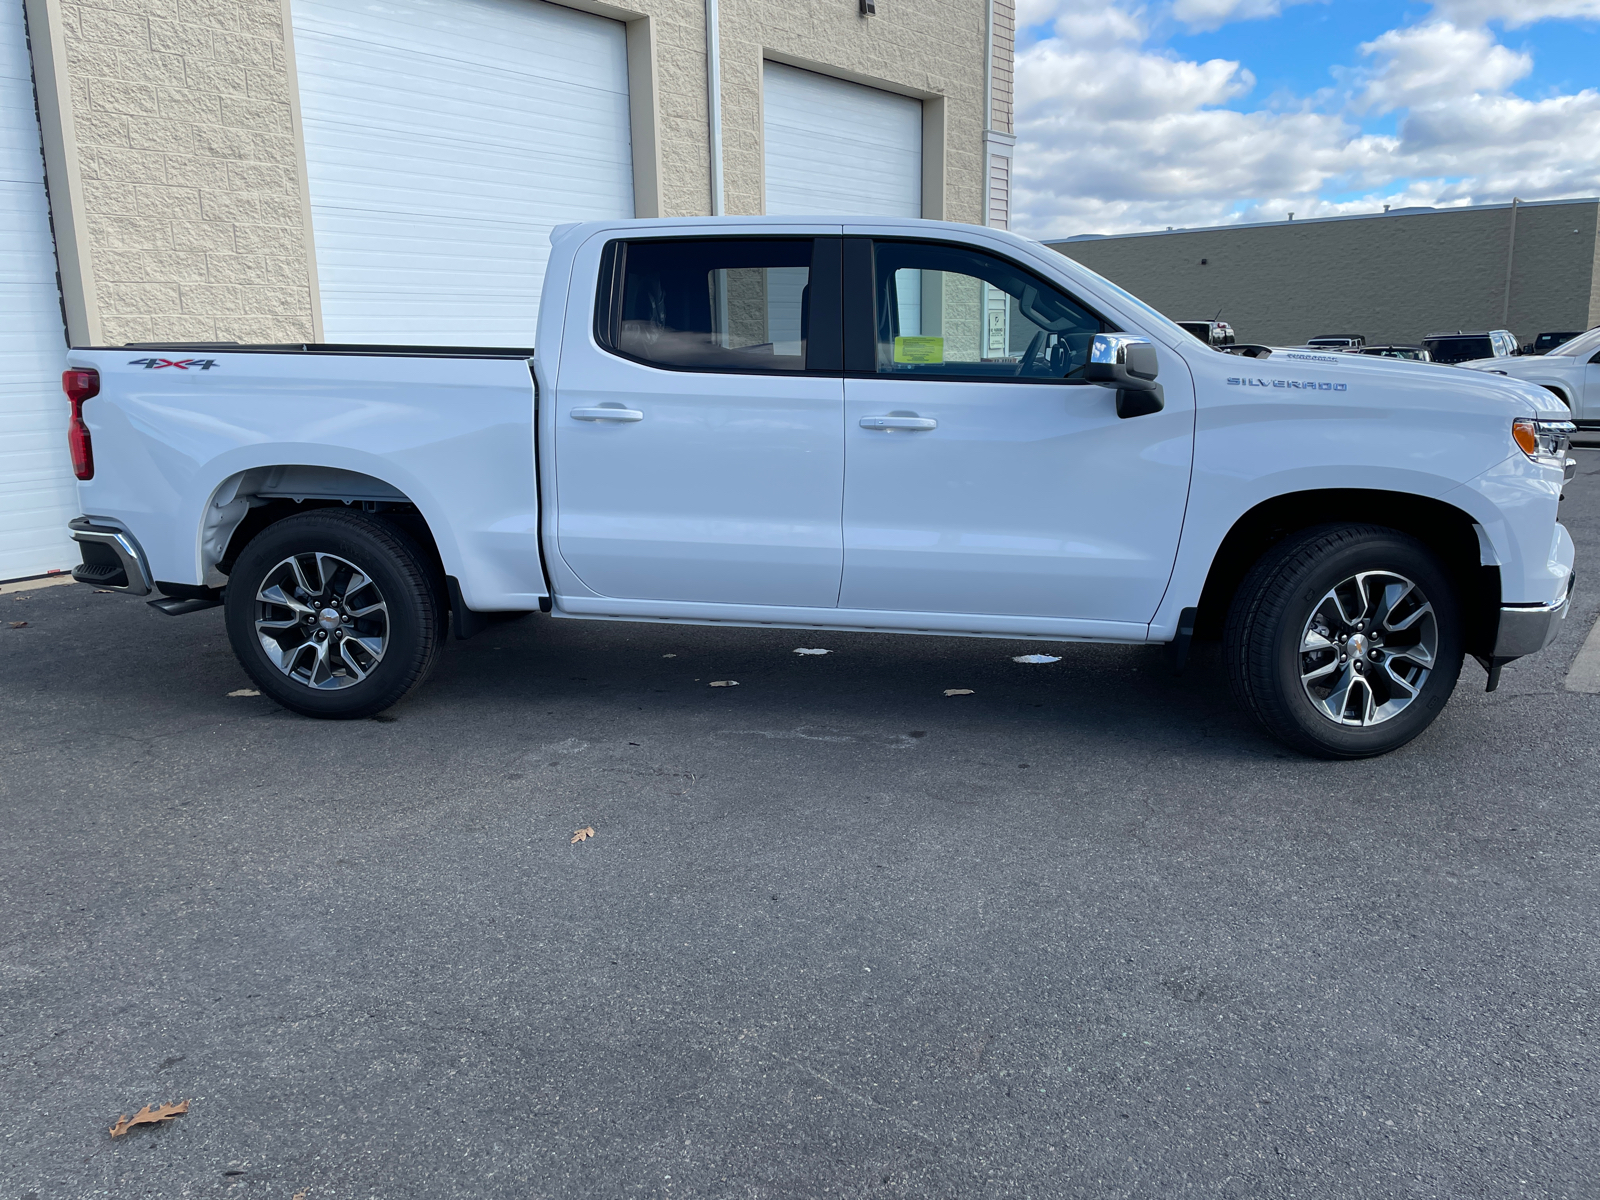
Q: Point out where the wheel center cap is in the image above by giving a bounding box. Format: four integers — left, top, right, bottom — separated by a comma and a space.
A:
1346, 633, 1367, 657
317, 607, 341, 631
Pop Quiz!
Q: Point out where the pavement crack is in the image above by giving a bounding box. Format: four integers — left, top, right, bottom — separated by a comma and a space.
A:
768, 1050, 943, 1146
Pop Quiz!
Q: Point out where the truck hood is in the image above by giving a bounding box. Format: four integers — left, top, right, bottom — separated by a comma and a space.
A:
1217, 345, 1571, 421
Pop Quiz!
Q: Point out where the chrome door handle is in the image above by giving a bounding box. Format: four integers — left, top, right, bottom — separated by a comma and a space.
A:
570, 407, 643, 422
859, 416, 937, 431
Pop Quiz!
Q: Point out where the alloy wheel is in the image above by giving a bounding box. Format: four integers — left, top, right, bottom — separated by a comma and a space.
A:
1299, 570, 1438, 726
254, 552, 389, 690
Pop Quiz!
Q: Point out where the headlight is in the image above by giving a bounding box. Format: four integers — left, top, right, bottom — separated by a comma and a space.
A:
1513, 418, 1575, 466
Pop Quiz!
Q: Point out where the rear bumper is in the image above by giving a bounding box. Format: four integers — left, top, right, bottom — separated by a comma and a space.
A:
1493, 576, 1573, 659
69, 517, 152, 597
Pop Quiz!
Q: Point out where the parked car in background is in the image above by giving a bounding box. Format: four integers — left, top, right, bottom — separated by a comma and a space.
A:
1307, 334, 1366, 349
1424, 330, 1519, 364
1357, 345, 1432, 362
1177, 319, 1236, 347
1462, 325, 1600, 425
1524, 331, 1583, 356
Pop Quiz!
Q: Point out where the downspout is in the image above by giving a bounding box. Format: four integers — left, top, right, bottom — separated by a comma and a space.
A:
1501, 196, 1520, 328
982, 0, 994, 227
705, 0, 724, 216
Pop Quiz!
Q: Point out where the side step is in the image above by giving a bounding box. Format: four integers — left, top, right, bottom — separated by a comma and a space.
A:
148, 595, 224, 616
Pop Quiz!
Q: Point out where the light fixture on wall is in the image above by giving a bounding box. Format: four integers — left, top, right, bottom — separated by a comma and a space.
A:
860, 0, 875, 13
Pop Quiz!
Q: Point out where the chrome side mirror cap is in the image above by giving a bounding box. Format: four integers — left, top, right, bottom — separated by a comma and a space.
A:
1085, 333, 1164, 419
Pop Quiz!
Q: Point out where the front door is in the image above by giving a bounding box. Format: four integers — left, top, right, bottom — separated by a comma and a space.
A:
839, 238, 1194, 624
554, 236, 845, 608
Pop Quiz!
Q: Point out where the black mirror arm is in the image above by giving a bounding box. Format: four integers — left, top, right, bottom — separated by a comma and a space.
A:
1083, 345, 1165, 419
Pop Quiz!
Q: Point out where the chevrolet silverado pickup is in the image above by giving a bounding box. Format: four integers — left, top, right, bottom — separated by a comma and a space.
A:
61, 217, 1576, 757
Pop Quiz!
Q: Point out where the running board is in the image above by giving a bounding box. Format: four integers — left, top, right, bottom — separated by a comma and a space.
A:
148, 595, 223, 616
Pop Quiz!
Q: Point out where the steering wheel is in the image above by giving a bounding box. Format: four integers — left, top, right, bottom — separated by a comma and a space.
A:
1017, 331, 1046, 376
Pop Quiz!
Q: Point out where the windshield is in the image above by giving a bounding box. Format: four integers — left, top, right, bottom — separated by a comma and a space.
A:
1061, 258, 1197, 345
1548, 327, 1600, 359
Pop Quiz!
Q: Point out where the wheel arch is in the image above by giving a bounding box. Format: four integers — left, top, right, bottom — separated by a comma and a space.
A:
1195, 489, 1500, 656
201, 465, 447, 588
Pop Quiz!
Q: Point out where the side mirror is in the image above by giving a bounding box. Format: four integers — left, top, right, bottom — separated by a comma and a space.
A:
1085, 333, 1164, 418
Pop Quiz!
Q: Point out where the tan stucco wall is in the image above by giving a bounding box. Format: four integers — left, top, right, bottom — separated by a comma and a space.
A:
36, 0, 994, 344
1050, 201, 1600, 348
53, 0, 317, 346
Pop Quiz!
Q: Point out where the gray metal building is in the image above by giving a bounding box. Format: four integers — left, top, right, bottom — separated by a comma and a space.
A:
1048, 198, 1600, 349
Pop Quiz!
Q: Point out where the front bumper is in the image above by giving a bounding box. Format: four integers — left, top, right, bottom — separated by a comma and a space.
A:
1493, 575, 1573, 659
69, 517, 152, 597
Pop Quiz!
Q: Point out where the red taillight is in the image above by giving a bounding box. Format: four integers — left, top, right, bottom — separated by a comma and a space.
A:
63, 368, 99, 480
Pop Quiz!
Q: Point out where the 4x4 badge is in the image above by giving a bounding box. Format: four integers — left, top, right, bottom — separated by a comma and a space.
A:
128, 358, 219, 370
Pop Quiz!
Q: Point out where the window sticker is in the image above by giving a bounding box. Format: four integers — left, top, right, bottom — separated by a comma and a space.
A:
894, 336, 944, 364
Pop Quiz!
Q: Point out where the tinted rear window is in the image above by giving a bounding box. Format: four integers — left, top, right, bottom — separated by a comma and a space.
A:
1425, 337, 1494, 362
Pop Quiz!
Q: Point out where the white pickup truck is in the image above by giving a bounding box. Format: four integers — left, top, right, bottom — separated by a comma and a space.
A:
62, 217, 1576, 758
1462, 324, 1600, 426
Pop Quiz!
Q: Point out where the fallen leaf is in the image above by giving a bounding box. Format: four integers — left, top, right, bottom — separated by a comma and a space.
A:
709, 680, 738, 687
227, 688, 260, 697
1012, 654, 1061, 664
793, 648, 830, 656
8, 621, 26, 629
943, 688, 975, 696
571, 826, 596, 844
109, 1099, 188, 1137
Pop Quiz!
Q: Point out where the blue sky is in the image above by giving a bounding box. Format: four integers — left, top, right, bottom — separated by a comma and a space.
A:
1011, 1, 1600, 238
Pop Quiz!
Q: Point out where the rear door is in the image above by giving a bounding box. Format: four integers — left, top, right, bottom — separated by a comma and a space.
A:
552, 235, 846, 607
838, 237, 1194, 625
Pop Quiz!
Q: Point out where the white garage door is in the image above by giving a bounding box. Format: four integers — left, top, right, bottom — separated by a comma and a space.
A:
292, 0, 634, 346
1, 0, 74, 581
763, 62, 921, 218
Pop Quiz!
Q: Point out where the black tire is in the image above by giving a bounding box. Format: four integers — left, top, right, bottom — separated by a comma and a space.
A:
1224, 524, 1464, 758
224, 510, 443, 719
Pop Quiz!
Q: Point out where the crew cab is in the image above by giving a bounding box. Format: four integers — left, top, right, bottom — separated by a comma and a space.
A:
62, 217, 1576, 758
1462, 324, 1600, 427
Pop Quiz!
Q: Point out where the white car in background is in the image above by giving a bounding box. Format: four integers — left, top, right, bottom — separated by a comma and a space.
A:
1463, 326, 1600, 426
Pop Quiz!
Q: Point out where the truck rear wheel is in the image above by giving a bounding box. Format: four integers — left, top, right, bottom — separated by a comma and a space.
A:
224, 510, 442, 719
1224, 524, 1464, 758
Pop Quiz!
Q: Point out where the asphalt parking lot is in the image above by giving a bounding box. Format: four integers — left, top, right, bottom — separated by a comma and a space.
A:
5, 453, 1600, 1200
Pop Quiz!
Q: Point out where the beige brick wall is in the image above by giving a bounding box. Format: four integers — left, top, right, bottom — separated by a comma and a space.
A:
1052, 201, 1600, 348
989, 0, 1011, 137
58, 0, 316, 345
39, 0, 995, 344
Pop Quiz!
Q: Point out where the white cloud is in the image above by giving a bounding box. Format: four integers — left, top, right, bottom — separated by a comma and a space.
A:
1010, 1, 1600, 239
1170, 0, 1320, 33
1354, 22, 1531, 113
1430, 0, 1600, 28
1018, 0, 1147, 41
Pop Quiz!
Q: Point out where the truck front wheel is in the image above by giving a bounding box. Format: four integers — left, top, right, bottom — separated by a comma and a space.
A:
224, 510, 442, 719
1224, 524, 1464, 758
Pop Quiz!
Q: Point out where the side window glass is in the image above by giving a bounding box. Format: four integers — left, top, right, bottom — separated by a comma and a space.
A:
603, 238, 814, 372
871, 241, 1109, 381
